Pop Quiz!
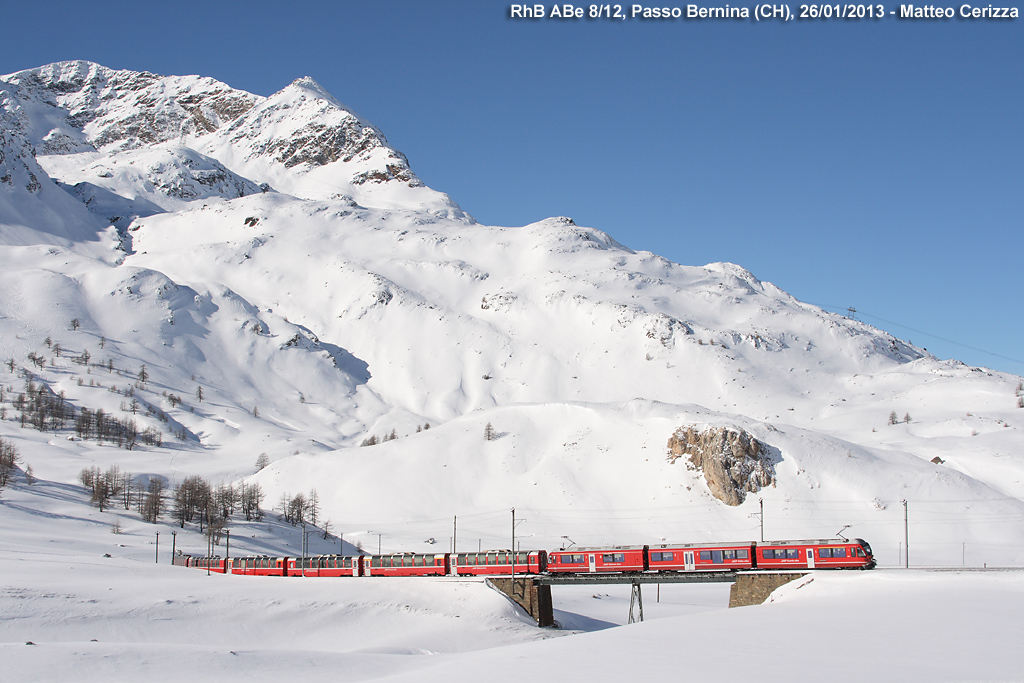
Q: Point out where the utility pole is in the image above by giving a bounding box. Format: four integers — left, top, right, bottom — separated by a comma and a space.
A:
511, 508, 515, 579
453, 515, 457, 555
902, 499, 909, 568
155, 532, 159, 563
750, 498, 764, 542
225, 530, 230, 565
172, 531, 176, 560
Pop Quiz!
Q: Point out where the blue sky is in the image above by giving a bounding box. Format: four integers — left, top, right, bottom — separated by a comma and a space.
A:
3, 0, 1021, 373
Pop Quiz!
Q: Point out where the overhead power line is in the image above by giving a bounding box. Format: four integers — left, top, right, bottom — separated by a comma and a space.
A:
810, 303, 1024, 367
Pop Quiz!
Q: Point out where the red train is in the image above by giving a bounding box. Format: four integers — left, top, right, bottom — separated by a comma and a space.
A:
175, 538, 874, 576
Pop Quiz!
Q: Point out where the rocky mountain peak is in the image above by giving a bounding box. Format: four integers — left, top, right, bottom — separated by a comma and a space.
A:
0, 61, 466, 221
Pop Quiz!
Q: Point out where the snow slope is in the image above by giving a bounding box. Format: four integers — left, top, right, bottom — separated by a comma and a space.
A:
2, 476, 1021, 682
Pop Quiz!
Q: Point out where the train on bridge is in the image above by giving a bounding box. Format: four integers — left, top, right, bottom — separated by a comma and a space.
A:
176, 537, 875, 577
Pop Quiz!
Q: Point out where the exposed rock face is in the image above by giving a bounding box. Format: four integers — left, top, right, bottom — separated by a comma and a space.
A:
667, 425, 776, 506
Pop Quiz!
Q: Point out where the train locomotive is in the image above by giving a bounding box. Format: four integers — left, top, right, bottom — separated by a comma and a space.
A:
176, 537, 874, 576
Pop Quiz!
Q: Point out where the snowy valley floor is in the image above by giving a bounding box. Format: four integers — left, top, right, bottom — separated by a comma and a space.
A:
2, 480, 1022, 682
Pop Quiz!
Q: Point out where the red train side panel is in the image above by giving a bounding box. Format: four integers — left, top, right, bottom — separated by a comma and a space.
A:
649, 542, 755, 572
547, 546, 647, 573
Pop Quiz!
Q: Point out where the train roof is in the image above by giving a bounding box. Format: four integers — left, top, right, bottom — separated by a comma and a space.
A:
759, 538, 867, 546
649, 541, 756, 550
552, 545, 648, 552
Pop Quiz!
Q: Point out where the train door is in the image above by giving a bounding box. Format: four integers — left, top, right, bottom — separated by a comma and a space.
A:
588, 554, 596, 573
806, 548, 815, 569
450, 554, 459, 576
684, 551, 695, 571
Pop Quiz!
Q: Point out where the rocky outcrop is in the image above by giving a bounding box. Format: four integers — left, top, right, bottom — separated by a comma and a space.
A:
667, 425, 776, 506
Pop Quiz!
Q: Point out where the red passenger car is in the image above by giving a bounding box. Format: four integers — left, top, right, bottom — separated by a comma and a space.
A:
363, 552, 449, 577
230, 555, 288, 576
283, 555, 365, 577
648, 542, 755, 572
547, 546, 648, 573
450, 550, 546, 576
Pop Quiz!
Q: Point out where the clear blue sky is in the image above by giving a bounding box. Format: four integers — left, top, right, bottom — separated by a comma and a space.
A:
3, 0, 1021, 374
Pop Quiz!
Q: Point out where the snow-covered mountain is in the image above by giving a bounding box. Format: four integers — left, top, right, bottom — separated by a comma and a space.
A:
2, 61, 1023, 566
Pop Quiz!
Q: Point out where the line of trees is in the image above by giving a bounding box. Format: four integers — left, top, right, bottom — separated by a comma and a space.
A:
8, 377, 163, 450
78, 466, 266, 544
0, 436, 20, 490
172, 476, 265, 540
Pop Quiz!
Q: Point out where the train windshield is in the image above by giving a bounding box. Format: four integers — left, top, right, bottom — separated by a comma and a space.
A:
858, 540, 873, 555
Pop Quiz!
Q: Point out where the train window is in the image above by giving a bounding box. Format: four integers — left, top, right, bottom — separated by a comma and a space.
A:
712, 550, 723, 563
372, 557, 381, 568
787, 549, 799, 559
738, 549, 748, 559
762, 549, 772, 559
487, 553, 498, 565
602, 553, 625, 563
651, 552, 673, 562
834, 548, 847, 558
700, 551, 711, 561
517, 552, 530, 563
819, 548, 830, 558
854, 547, 865, 557
723, 550, 735, 560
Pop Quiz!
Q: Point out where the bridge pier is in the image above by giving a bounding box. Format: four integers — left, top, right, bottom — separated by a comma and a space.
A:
728, 572, 808, 607
487, 577, 554, 627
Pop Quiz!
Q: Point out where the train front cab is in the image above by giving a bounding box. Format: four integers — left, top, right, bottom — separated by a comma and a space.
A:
192, 556, 227, 573
755, 539, 875, 570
